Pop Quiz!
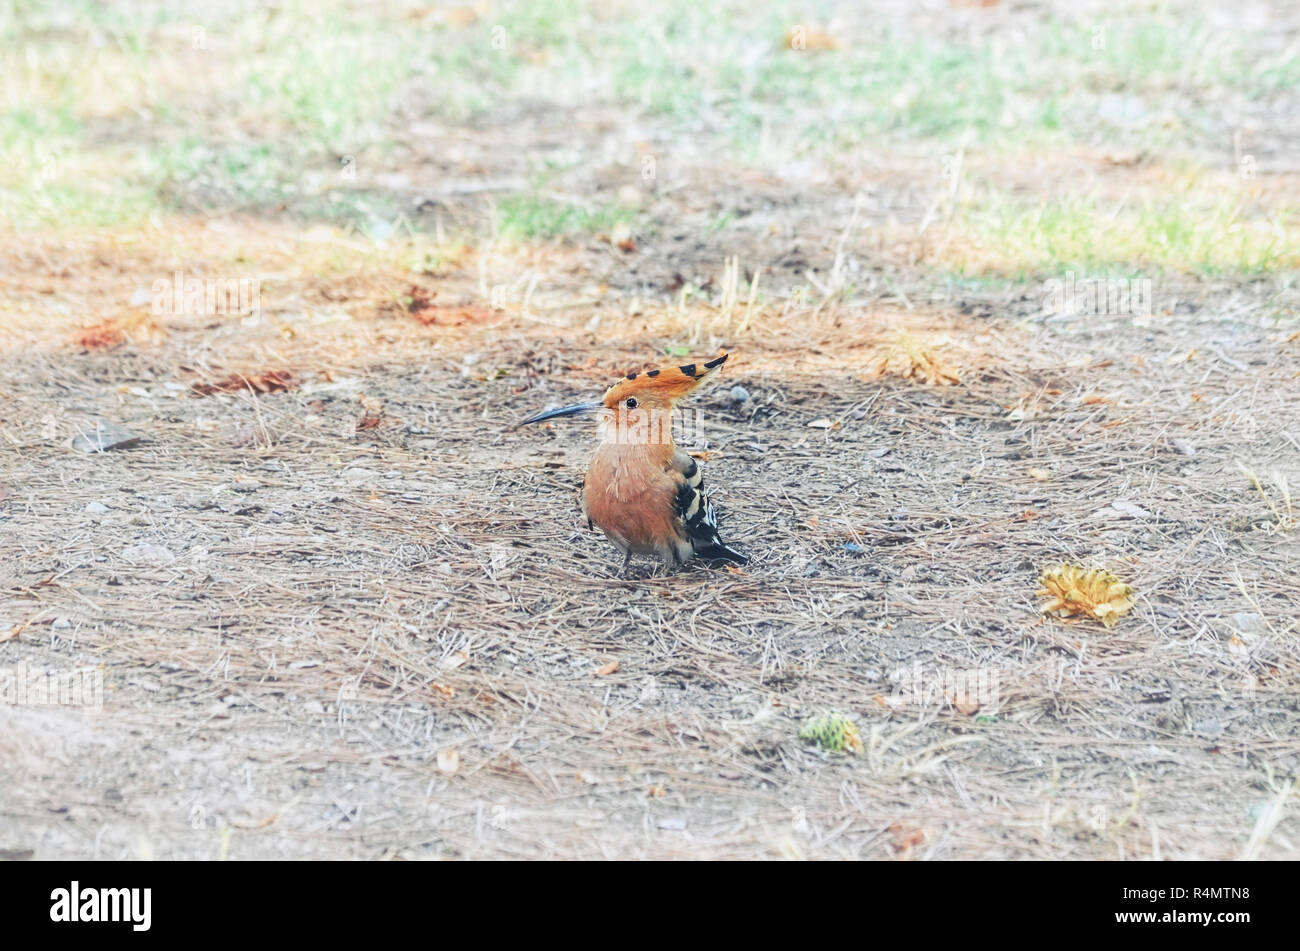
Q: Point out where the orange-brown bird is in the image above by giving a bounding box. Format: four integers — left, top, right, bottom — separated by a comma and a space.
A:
519, 353, 745, 572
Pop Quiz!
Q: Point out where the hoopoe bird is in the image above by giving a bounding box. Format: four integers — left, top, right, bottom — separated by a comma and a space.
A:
518, 352, 746, 572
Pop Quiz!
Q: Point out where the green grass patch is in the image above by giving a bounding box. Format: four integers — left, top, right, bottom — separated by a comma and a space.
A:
946, 188, 1297, 277
2, 0, 1297, 244
495, 195, 637, 241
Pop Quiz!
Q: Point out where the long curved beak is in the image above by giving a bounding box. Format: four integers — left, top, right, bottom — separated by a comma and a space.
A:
516, 400, 603, 428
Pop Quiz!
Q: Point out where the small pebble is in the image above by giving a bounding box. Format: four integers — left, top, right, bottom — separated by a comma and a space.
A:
729, 385, 750, 404
1193, 719, 1225, 738
71, 419, 142, 453
1230, 612, 1267, 634
341, 467, 379, 481
1111, 500, 1151, 519
122, 543, 175, 564
85, 501, 109, 513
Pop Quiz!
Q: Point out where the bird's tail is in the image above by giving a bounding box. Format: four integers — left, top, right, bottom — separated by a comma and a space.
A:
693, 541, 747, 565
674, 452, 746, 567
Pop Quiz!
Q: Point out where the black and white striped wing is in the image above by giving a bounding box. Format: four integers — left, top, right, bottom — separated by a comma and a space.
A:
673, 453, 746, 565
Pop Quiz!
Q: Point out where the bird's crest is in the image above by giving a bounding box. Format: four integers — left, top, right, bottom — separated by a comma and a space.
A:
602, 352, 729, 408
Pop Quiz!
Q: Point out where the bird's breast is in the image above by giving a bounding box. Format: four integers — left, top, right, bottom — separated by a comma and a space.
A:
583, 443, 688, 560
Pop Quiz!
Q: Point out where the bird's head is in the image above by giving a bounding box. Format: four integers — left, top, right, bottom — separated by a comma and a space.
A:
517, 352, 729, 434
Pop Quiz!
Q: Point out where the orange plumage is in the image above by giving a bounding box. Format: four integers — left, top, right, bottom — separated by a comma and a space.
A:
519, 353, 745, 571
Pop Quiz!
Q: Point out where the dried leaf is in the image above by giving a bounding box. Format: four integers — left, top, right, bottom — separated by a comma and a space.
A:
888, 823, 927, 856
1036, 564, 1136, 629
403, 284, 435, 315
429, 682, 455, 699
1027, 467, 1051, 481
409, 300, 493, 326
72, 312, 159, 350
192, 370, 297, 396
356, 393, 384, 430
784, 26, 842, 50
864, 333, 961, 386
440, 650, 469, 670
596, 660, 620, 676
1102, 149, 1143, 167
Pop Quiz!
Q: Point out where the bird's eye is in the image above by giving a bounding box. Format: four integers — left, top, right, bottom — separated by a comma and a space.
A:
625, 397, 637, 409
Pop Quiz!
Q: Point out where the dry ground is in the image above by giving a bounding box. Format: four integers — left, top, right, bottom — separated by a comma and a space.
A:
2, 222, 1297, 860
1, 0, 1299, 860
